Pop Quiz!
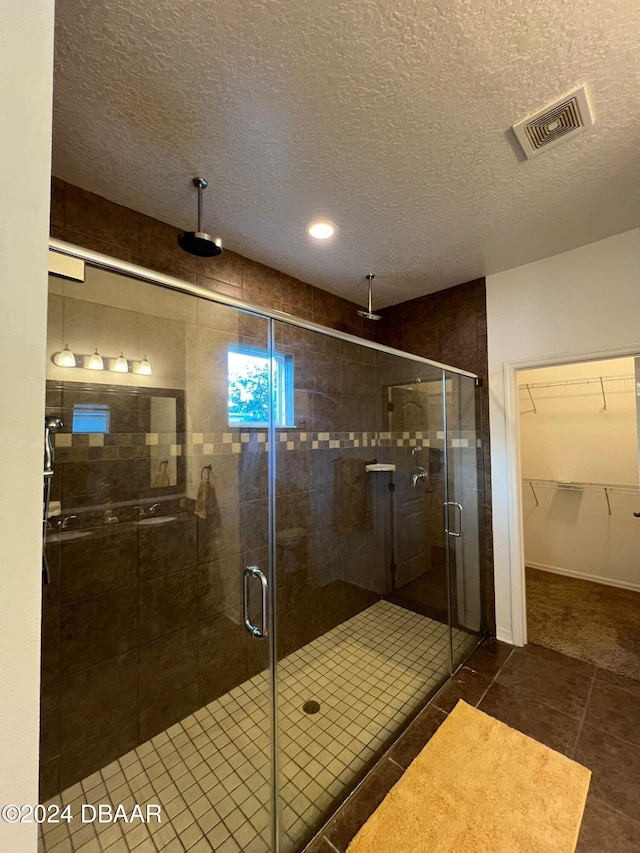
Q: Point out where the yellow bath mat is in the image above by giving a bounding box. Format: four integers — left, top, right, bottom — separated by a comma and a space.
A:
347, 700, 591, 853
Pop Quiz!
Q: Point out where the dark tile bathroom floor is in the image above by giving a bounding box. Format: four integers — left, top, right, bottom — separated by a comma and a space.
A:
305, 639, 640, 853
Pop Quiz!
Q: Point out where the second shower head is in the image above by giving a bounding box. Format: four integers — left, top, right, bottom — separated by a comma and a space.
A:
178, 177, 223, 258
357, 273, 382, 321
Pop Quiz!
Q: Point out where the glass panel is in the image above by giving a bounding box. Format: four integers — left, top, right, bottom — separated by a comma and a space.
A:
272, 322, 456, 851
42, 266, 274, 852
444, 371, 485, 668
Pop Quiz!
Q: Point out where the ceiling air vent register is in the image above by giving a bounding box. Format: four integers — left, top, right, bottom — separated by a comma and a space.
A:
512, 86, 594, 159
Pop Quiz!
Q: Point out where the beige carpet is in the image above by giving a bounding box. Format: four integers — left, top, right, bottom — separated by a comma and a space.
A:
526, 567, 640, 681
347, 701, 591, 853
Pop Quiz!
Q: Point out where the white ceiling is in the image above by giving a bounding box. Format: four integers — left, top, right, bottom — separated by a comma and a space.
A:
53, 0, 640, 308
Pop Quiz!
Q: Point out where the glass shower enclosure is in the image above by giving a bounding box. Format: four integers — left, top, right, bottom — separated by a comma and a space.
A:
41, 241, 486, 853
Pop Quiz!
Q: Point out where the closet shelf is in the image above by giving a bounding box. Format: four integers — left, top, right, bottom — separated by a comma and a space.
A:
522, 477, 640, 515
519, 372, 635, 414
519, 373, 634, 391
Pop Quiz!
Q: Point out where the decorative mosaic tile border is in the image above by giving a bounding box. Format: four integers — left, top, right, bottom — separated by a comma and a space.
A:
54, 430, 481, 461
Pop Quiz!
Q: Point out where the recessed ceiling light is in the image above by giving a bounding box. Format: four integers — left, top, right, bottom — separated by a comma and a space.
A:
307, 221, 335, 240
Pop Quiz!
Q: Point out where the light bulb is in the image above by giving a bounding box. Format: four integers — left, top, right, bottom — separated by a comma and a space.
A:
87, 349, 104, 370
113, 352, 129, 373
307, 221, 335, 240
138, 355, 152, 376
56, 345, 76, 368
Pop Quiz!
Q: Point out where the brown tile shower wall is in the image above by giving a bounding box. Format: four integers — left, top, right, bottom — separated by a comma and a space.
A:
375, 279, 495, 633
50, 178, 376, 340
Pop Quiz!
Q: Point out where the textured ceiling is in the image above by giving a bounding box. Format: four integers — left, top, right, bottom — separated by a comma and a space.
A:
53, 0, 640, 308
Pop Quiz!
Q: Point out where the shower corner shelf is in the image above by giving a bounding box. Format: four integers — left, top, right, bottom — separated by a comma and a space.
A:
366, 463, 396, 473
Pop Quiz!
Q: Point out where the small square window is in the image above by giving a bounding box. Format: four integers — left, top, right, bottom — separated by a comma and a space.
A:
72, 403, 110, 433
228, 345, 294, 428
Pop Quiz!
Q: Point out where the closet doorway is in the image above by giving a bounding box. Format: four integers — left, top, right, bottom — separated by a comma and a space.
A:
518, 356, 640, 680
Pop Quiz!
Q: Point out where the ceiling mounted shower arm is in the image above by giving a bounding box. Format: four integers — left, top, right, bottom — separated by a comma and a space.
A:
357, 273, 382, 321
178, 176, 222, 258
194, 177, 207, 234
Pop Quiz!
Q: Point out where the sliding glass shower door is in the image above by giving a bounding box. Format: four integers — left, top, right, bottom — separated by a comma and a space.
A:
270, 323, 485, 851
44, 266, 276, 852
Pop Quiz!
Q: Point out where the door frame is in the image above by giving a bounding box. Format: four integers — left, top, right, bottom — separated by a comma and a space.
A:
502, 342, 640, 647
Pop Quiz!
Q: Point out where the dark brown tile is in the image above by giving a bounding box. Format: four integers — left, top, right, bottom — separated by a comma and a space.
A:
196, 247, 245, 289
242, 259, 283, 309
197, 505, 242, 564
585, 679, 640, 747
43, 541, 62, 609
522, 643, 596, 676
40, 606, 61, 684
239, 447, 269, 503
595, 668, 640, 699
139, 625, 198, 707
64, 184, 141, 253
58, 652, 138, 752
324, 758, 404, 852
61, 525, 138, 603
464, 638, 513, 677
138, 681, 199, 743
40, 681, 60, 762
60, 587, 138, 673
198, 609, 248, 705
197, 273, 242, 300
58, 717, 138, 792
240, 499, 270, 552
139, 566, 200, 643
39, 758, 60, 802
496, 648, 594, 717
280, 275, 314, 314
433, 666, 491, 713
576, 794, 640, 853
50, 177, 66, 227
199, 554, 242, 618
301, 836, 337, 853
387, 705, 448, 769
138, 515, 197, 579
574, 725, 640, 823
278, 577, 320, 657
137, 215, 197, 283
479, 682, 581, 756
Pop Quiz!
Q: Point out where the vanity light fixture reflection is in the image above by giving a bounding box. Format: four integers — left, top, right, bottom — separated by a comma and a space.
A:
137, 355, 152, 376
113, 352, 129, 373
87, 349, 104, 370
54, 344, 77, 368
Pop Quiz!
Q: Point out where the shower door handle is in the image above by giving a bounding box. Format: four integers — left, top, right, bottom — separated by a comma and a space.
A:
444, 501, 464, 538
243, 566, 268, 639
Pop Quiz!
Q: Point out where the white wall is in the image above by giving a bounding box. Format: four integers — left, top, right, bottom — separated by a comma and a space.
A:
520, 358, 638, 590
0, 1, 55, 850
486, 228, 640, 645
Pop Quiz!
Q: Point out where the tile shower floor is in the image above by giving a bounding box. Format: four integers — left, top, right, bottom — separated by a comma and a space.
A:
39, 601, 475, 853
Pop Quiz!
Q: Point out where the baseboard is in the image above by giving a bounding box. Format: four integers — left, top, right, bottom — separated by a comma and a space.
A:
526, 561, 640, 593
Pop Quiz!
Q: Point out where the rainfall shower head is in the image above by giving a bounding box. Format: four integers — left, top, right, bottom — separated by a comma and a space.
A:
357, 273, 382, 321
178, 177, 223, 258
